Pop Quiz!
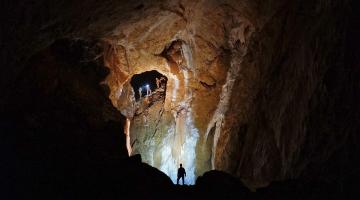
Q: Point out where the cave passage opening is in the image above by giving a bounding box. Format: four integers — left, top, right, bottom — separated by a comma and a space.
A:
130, 70, 167, 101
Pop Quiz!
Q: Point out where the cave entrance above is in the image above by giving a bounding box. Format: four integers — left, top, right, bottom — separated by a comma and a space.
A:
130, 70, 167, 101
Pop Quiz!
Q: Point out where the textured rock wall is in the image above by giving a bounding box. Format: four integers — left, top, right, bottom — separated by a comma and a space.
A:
100, 0, 266, 183
214, 0, 359, 188
102, 0, 359, 188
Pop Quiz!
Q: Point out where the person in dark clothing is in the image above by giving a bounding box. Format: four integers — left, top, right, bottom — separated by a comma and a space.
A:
177, 163, 186, 185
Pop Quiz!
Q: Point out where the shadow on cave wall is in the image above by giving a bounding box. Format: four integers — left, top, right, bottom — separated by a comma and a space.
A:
13, 39, 127, 163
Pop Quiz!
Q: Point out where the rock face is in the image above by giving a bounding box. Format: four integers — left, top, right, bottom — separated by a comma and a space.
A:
213, 1, 360, 188
195, 170, 250, 199
3, 0, 359, 191
101, 0, 359, 188
130, 89, 168, 165
100, 2, 256, 182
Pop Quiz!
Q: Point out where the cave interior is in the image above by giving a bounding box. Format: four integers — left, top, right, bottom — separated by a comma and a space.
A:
4, 0, 360, 199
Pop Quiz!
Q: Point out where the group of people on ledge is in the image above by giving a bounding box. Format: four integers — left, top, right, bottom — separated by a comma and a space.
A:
138, 76, 166, 99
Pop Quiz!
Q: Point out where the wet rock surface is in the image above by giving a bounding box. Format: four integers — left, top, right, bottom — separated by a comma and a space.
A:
130, 89, 169, 166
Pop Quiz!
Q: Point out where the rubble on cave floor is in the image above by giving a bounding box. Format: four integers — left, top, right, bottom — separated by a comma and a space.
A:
134, 87, 166, 116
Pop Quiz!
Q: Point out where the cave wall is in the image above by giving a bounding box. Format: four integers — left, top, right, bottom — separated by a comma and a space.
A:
99, 0, 359, 188
214, 0, 360, 187
99, 1, 271, 182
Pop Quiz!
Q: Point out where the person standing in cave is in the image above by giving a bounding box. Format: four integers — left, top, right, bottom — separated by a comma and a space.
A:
160, 76, 166, 89
138, 87, 143, 98
177, 163, 186, 185
156, 77, 160, 89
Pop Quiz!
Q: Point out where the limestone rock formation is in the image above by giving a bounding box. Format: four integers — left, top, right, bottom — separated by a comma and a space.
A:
99, 0, 359, 188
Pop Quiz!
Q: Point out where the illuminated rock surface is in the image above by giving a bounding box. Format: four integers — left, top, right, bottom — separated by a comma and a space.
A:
3, 0, 359, 199
98, 0, 360, 188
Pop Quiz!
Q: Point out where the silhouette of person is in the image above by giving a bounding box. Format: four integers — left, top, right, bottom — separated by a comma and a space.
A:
177, 163, 186, 185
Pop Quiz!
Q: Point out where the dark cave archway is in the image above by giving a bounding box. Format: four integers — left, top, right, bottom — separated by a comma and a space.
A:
130, 70, 168, 101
